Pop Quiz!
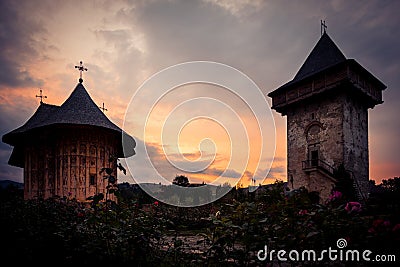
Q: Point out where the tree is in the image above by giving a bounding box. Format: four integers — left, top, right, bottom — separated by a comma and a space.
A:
380, 177, 400, 192
172, 175, 189, 187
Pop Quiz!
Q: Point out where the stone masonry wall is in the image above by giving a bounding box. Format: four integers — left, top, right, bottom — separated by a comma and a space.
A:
287, 92, 345, 199
342, 94, 369, 198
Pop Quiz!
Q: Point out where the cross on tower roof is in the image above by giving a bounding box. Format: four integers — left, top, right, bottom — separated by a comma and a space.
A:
99, 102, 108, 112
35, 89, 47, 104
321, 20, 327, 36
74, 60, 88, 83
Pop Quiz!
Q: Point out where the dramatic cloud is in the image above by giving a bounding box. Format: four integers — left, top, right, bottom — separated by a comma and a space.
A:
0, 1, 46, 87
0, 0, 399, 185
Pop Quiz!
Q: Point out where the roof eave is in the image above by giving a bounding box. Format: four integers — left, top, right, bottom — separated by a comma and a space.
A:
268, 61, 345, 97
268, 59, 387, 97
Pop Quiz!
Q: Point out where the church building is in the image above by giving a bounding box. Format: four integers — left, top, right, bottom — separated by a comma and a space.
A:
268, 25, 386, 200
2, 62, 136, 201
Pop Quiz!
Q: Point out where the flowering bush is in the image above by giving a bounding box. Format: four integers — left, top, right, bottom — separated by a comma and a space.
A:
1, 181, 399, 266
328, 190, 342, 201
345, 201, 362, 213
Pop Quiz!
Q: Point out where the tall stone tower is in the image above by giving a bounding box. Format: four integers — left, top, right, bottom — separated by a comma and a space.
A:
2, 77, 136, 201
268, 30, 386, 200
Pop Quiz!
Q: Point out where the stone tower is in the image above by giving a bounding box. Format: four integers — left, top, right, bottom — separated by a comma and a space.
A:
268, 31, 386, 200
2, 79, 136, 201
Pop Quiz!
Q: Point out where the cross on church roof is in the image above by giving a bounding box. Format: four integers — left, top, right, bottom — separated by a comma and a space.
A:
321, 20, 327, 36
99, 102, 108, 112
74, 60, 88, 83
35, 89, 47, 104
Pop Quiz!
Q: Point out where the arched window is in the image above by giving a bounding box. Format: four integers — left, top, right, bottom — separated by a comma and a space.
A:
305, 121, 323, 143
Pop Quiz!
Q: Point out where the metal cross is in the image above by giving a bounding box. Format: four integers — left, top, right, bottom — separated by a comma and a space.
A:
321, 20, 327, 36
74, 60, 88, 83
99, 102, 108, 112
35, 89, 47, 104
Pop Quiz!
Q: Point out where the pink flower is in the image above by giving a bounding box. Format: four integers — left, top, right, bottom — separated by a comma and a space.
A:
383, 220, 391, 228
372, 219, 384, 228
345, 202, 362, 213
154, 201, 159, 206
298, 209, 308, 215
369, 219, 394, 234
392, 224, 400, 232
329, 191, 342, 201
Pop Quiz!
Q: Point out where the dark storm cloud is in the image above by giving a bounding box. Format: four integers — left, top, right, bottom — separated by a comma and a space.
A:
104, 0, 400, 101
115, 1, 400, 95
0, 1, 45, 87
120, 0, 267, 72
0, 98, 37, 182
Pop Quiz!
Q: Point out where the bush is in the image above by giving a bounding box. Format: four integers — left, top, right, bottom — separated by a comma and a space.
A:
1, 181, 399, 266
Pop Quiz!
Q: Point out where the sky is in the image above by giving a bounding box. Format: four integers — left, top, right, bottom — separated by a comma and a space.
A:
0, 0, 399, 186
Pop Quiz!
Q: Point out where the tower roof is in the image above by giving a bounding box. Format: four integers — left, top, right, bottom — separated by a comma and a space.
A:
293, 32, 346, 82
271, 32, 347, 93
3, 83, 136, 160
268, 30, 386, 114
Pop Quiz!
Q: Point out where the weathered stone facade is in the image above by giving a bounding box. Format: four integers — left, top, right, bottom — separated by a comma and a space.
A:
268, 32, 386, 201
285, 90, 370, 200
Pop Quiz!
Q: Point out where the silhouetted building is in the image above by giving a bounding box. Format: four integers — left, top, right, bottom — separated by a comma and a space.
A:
2, 78, 135, 201
268, 29, 386, 200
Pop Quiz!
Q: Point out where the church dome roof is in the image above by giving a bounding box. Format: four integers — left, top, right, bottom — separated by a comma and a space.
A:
3, 103, 60, 137
2, 82, 136, 162
41, 83, 123, 132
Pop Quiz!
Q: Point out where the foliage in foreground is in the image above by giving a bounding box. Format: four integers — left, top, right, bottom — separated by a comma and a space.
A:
1, 181, 400, 266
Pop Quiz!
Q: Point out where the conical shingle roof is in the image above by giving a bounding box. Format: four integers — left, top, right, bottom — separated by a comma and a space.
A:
269, 32, 348, 95
3, 82, 136, 161
3, 103, 60, 139
268, 30, 386, 112
41, 83, 122, 132
293, 32, 346, 82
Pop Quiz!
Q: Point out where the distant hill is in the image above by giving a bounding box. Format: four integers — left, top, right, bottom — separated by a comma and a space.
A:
0, 180, 24, 190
